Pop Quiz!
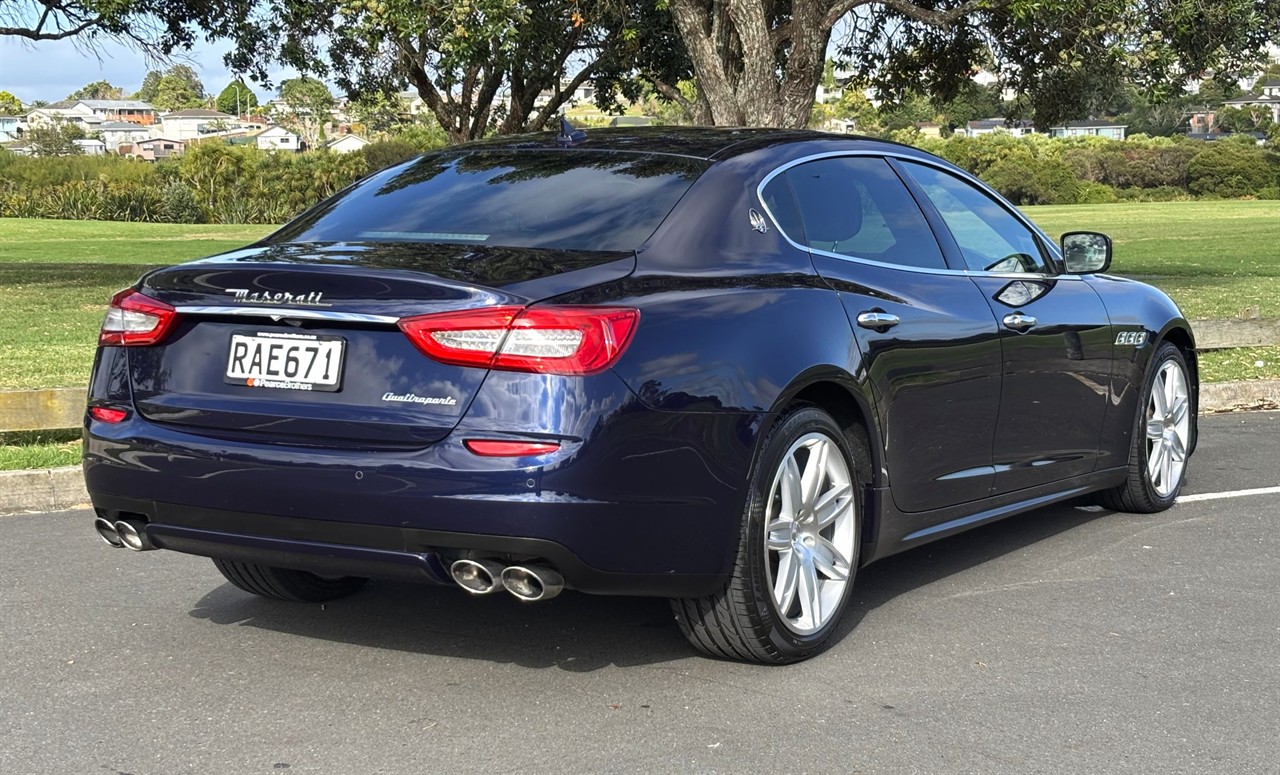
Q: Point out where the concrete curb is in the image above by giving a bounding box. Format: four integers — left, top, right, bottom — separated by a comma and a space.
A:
0, 466, 89, 516
2, 379, 1277, 516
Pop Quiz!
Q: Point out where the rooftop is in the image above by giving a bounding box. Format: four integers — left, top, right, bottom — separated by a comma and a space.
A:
77, 100, 156, 110
1052, 120, 1128, 128
162, 109, 234, 119
98, 121, 151, 131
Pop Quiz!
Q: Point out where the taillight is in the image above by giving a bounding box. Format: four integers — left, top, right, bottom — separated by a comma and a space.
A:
398, 305, 639, 376
100, 289, 177, 346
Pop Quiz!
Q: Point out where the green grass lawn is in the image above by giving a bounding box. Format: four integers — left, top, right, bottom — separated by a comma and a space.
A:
1025, 200, 1280, 319
0, 219, 272, 389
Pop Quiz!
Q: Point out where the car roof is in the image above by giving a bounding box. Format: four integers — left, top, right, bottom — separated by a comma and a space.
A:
457, 126, 914, 162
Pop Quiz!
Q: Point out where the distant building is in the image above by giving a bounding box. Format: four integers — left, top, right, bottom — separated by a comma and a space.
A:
608, 116, 652, 127
965, 118, 1035, 137
914, 122, 943, 138
159, 109, 237, 141
98, 121, 151, 152
123, 137, 187, 161
326, 134, 370, 154
1048, 120, 1128, 140
1222, 78, 1280, 123
256, 125, 301, 152
73, 99, 158, 126
0, 115, 21, 142
72, 138, 106, 155
25, 102, 103, 131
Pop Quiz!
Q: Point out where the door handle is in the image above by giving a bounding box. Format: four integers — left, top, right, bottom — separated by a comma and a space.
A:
856, 311, 900, 330
1003, 313, 1038, 332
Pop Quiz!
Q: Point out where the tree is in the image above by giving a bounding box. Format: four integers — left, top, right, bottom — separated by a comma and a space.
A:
135, 70, 163, 102
0, 91, 22, 114
26, 118, 85, 156
664, 0, 1280, 129
67, 80, 127, 101
222, 0, 691, 143
216, 78, 259, 116
152, 65, 205, 111
0, 1, 254, 55
276, 77, 335, 148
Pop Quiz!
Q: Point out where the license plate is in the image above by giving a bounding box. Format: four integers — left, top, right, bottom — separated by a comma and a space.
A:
225, 331, 345, 392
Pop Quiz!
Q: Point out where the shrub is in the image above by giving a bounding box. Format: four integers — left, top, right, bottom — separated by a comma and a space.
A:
981, 151, 1080, 205
361, 140, 422, 172
1074, 182, 1118, 204
1188, 143, 1277, 198
160, 182, 204, 223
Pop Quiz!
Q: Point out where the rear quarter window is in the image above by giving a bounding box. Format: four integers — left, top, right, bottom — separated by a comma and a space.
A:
269, 150, 709, 252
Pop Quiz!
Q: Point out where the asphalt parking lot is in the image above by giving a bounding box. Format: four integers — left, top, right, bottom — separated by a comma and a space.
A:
2, 411, 1277, 775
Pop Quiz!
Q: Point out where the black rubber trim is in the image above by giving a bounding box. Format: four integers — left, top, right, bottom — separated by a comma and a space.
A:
90, 494, 726, 597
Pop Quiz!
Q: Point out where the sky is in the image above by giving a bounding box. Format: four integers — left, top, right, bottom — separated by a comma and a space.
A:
0, 36, 295, 105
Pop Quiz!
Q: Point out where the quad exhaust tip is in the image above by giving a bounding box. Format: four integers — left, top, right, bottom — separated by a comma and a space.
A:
94, 517, 123, 548
501, 564, 564, 602
113, 519, 155, 552
450, 558, 507, 595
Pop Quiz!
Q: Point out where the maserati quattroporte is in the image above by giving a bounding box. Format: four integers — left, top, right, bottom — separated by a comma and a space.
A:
85, 127, 1197, 663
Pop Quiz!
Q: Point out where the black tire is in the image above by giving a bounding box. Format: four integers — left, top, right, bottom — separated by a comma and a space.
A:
670, 405, 870, 664
1098, 341, 1190, 513
212, 558, 368, 602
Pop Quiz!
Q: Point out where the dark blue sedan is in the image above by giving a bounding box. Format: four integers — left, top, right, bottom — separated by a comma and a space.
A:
85, 127, 1197, 663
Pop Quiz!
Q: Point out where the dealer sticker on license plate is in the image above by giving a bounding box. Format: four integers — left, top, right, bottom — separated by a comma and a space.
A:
225, 331, 346, 392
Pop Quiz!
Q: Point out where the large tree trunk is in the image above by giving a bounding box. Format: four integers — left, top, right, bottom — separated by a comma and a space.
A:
667, 0, 834, 127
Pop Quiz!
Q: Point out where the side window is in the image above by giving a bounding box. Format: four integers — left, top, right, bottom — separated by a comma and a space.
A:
761, 175, 804, 242
781, 157, 947, 270
901, 162, 1050, 274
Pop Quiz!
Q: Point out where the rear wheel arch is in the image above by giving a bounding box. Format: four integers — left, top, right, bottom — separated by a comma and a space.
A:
755, 374, 884, 551
1156, 323, 1199, 453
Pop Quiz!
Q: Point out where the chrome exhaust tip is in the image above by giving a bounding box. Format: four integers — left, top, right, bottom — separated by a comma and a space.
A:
450, 558, 506, 595
500, 564, 564, 602
94, 517, 123, 548
113, 519, 155, 552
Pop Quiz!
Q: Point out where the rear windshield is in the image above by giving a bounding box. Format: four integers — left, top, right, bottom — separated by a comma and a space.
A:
267, 149, 709, 252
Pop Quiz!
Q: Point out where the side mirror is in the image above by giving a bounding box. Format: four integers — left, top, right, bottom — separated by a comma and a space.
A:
1060, 231, 1112, 274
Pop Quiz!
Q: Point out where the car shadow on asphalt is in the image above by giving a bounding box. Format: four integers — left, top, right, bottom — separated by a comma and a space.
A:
186, 502, 1111, 670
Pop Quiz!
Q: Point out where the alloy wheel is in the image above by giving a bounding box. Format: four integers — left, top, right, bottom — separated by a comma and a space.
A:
764, 432, 857, 635
1146, 359, 1190, 498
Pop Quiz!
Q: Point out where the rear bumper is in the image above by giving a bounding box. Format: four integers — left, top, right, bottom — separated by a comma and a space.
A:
92, 495, 723, 596
83, 396, 762, 597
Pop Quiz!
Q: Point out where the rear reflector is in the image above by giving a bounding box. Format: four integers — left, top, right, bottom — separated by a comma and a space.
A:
90, 406, 128, 423
399, 305, 639, 376
464, 440, 562, 457
100, 289, 177, 346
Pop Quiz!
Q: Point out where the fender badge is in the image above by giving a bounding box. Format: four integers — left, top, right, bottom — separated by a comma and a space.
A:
748, 209, 769, 234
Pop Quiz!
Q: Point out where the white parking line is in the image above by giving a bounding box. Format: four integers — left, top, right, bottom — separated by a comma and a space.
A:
1180, 486, 1280, 503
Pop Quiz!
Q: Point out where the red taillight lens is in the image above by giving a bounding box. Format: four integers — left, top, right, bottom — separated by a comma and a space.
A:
464, 439, 562, 457
100, 289, 178, 346
89, 406, 128, 423
398, 305, 639, 376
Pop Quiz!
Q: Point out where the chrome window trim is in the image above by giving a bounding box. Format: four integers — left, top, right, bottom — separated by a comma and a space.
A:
756, 149, 1077, 281
178, 306, 402, 324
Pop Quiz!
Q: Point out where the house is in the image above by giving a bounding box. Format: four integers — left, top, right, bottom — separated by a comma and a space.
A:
1, 141, 33, 156
1048, 120, 1128, 140
1186, 130, 1268, 144
965, 118, 1035, 137
98, 121, 151, 152
326, 133, 370, 154
158, 109, 237, 141
256, 125, 301, 152
73, 99, 158, 126
72, 138, 106, 155
1222, 78, 1280, 124
0, 115, 21, 142
914, 122, 943, 138
25, 102, 104, 131
123, 137, 186, 161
